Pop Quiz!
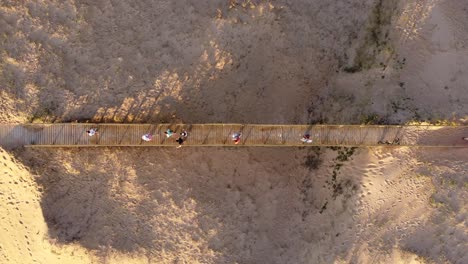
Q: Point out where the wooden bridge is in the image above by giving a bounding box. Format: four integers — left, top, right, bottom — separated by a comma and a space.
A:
0, 124, 467, 149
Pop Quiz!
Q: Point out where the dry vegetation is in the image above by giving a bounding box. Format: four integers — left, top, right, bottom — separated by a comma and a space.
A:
0, 0, 374, 124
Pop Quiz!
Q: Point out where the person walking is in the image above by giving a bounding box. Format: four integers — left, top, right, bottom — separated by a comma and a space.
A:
301, 134, 313, 143
142, 133, 153, 142
164, 129, 174, 138
232, 132, 242, 144
86, 128, 98, 136
176, 137, 184, 148
175, 130, 188, 148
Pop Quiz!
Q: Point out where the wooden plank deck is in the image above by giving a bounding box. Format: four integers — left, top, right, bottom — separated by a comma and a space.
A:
0, 124, 467, 148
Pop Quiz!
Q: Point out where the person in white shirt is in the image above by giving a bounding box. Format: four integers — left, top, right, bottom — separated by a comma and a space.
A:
86, 128, 98, 136
232, 132, 242, 144
142, 133, 153, 141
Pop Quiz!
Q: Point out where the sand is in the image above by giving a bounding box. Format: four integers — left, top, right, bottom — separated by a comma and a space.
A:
0, 0, 467, 263
11, 146, 467, 263
0, 147, 97, 263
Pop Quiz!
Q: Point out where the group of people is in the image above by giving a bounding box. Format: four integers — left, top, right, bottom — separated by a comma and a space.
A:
86, 128, 244, 147
84, 128, 468, 145
85, 128, 316, 145
159, 129, 188, 148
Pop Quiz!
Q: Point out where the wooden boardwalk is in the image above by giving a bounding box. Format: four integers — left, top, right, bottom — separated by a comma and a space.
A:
0, 124, 467, 148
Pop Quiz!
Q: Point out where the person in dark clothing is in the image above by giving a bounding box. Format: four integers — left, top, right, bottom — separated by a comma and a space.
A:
176, 137, 184, 148
301, 134, 312, 143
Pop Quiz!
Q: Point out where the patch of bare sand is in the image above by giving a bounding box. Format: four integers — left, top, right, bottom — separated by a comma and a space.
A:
0, 147, 96, 263
403, 148, 468, 264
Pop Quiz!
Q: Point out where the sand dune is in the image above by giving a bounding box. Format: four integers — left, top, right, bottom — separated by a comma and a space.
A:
0, 0, 467, 263
11, 146, 465, 263
0, 147, 96, 263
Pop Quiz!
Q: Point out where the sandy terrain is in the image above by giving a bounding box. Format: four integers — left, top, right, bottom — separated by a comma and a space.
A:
1, 0, 376, 124
12, 146, 467, 263
0, 0, 467, 263
0, 147, 96, 263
